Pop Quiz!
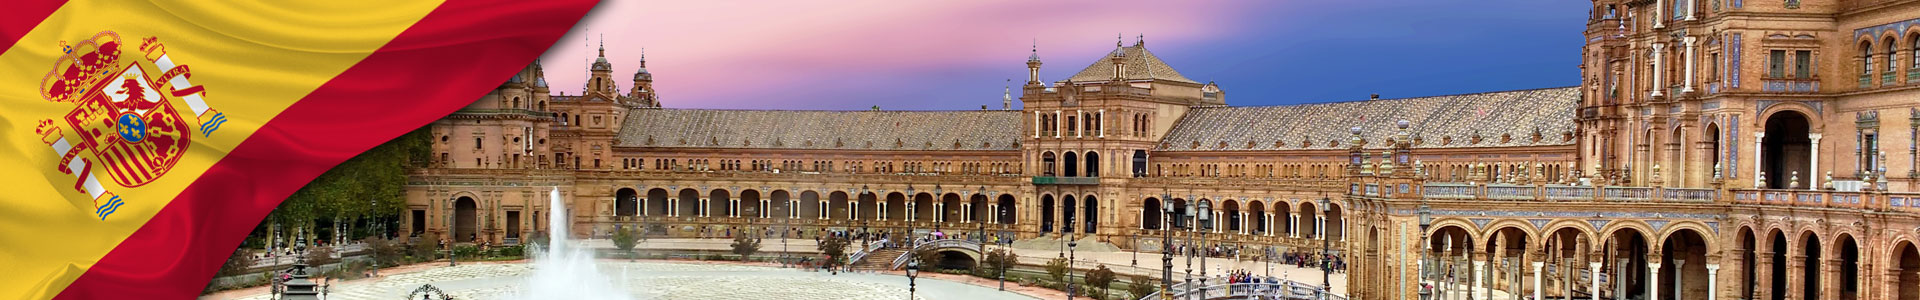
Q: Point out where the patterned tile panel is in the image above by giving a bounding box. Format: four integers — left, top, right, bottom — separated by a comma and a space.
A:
615, 109, 1023, 151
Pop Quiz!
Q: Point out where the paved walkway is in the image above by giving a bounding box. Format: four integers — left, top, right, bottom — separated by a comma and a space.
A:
203, 260, 1034, 300
599, 238, 1348, 296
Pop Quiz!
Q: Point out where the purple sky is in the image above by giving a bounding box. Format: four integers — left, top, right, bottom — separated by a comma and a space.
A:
539, 0, 1589, 110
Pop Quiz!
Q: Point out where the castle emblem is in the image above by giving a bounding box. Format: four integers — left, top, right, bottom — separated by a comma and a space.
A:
33, 31, 226, 220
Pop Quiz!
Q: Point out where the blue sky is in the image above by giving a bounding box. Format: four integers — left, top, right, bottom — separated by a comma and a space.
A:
543, 0, 1591, 110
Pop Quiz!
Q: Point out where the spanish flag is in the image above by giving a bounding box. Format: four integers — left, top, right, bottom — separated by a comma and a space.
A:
0, 0, 598, 298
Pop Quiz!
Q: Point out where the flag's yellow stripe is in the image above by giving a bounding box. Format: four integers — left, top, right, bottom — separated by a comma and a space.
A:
0, 0, 445, 298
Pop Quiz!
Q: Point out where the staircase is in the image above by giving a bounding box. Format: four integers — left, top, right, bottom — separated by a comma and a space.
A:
851, 248, 907, 271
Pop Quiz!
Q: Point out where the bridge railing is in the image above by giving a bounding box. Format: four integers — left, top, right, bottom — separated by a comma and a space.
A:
889, 238, 983, 270
848, 238, 889, 265
1146, 278, 1345, 300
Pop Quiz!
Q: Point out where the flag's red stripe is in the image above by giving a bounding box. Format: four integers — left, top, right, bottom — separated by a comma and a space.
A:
100, 146, 135, 185
51, 0, 599, 298
0, 0, 65, 57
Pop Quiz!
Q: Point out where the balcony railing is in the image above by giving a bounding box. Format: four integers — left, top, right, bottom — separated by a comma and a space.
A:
1761, 78, 1819, 93
1031, 176, 1101, 185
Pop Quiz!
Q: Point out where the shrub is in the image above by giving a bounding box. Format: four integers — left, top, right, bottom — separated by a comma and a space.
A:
452, 245, 480, 260
983, 248, 1019, 276
410, 232, 441, 261
816, 235, 849, 269
363, 237, 406, 267
1085, 264, 1116, 297
1128, 275, 1159, 300
612, 227, 640, 256
1045, 257, 1069, 283
730, 235, 761, 261
306, 246, 338, 267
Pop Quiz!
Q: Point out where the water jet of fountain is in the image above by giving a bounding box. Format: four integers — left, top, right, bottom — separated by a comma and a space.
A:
514, 187, 635, 299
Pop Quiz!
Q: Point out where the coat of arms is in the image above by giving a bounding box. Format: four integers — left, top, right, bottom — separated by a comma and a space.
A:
32, 31, 226, 220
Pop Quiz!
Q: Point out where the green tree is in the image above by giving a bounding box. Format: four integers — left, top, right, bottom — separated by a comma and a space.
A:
730, 234, 762, 261
1085, 264, 1116, 299
1045, 257, 1069, 283
305, 246, 338, 267
817, 235, 849, 269
612, 226, 640, 258
273, 127, 429, 247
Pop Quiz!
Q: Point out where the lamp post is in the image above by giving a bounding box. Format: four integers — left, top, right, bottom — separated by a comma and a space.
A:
934, 185, 943, 236
1068, 240, 1079, 299
999, 206, 1009, 291
1197, 200, 1211, 297
1418, 204, 1433, 300
1318, 196, 1331, 300
1184, 199, 1196, 300
1161, 191, 1178, 300
906, 260, 920, 299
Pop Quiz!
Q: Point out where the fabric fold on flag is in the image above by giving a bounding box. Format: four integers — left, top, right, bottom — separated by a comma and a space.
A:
0, 0, 600, 298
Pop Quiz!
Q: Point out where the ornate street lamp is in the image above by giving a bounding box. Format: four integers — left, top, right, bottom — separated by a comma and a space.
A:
999, 206, 1010, 291
1184, 199, 1197, 300
1197, 200, 1211, 297
1161, 191, 1178, 300
1067, 241, 1079, 299
1418, 204, 1433, 300
906, 260, 920, 299
1318, 196, 1331, 300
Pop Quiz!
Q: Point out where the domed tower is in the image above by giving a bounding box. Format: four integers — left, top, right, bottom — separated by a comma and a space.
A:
587, 40, 617, 98
629, 50, 659, 107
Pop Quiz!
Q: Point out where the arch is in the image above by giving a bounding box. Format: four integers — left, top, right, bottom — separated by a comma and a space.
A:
1799, 230, 1824, 300
799, 191, 823, 219
1142, 197, 1163, 230
1062, 195, 1078, 233
453, 196, 478, 243
770, 190, 792, 219
968, 194, 988, 223
1084, 151, 1100, 177
1894, 240, 1920, 300
1132, 150, 1148, 177
1475, 219, 1541, 245
885, 192, 907, 221
1737, 226, 1758, 300
1605, 225, 1655, 299
1761, 109, 1814, 189
1222, 199, 1241, 233
1040, 194, 1055, 232
828, 191, 850, 220
1249, 200, 1266, 235
856, 191, 877, 220
1655, 220, 1721, 254
739, 189, 761, 218
1706, 122, 1723, 174
941, 193, 962, 224
1326, 202, 1344, 241
1836, 233, 1861, 300
933, 250, 980, 271
913, 192, 935, 222
677, 189, 701, 217
1274, 201, 1292, 236
1538, 219, 1600, 245
996, 194, 1016, 225
614, 188, 638, 217
1042, 151, 1057, 176
1062, 151, 1079, 177
1598, 219, 1658, 247
646, 188, 669, 216
1297, 200, 1318, 239
1767, 228, 1789, 300
1656, 227, 1713, 300
1428, 223, 1478, 262
1082, 195, 1098, 234
708, 189, 732, 217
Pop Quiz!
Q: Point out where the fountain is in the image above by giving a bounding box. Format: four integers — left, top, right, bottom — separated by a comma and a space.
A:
515, 187, 635, 299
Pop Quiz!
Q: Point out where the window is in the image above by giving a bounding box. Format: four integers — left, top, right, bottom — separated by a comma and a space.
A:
474, 137, 483, 150
1794, 50, 1812, 79
1862, 42, 1875, 75
1708, 52, 1720, 82
1768, 50, 1786, 78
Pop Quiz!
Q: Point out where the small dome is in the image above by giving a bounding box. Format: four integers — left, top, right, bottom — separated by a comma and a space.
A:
536, 77, 549, 87
506, 74, 524, 84
633, 67, 651, 81
592, 57, 612, 71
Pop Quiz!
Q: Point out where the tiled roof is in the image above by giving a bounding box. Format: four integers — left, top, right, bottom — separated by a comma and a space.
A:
615, 109, 1022, 151
1157, 87, 1579, 151
1063, 45, 1199, 84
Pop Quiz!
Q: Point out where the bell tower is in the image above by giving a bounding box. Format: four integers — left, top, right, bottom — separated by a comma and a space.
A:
630, 49, 659, 107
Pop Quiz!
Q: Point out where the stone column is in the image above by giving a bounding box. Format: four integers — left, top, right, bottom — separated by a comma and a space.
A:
1822, 258, 1840, 300
1589, 262, 1602, 300
1810, 133, 1823, 190
1474, 260, 1488, 300
1054, 110, 1062, 138
1033, 112, 1040, 138
1532, 261, 1544, 300
1754, 132, 1766, 187
1648, 262, 1661, 300
1755, 250, 1774, 300
1706, 264, 1720, 300
1684, 36, 1698, 93
1786, 254, 1804, 299
1075, 109, 1084, 137
1653, 43, 1666, 97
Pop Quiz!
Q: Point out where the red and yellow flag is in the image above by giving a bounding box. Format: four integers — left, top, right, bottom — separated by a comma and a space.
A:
0, 0, 598, 298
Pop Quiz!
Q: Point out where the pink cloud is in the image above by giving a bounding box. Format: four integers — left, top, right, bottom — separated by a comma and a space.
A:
539, 0, 1261, 109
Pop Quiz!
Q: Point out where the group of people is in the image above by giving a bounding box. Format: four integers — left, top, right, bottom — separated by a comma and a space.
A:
1279, 250, 1346, 273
